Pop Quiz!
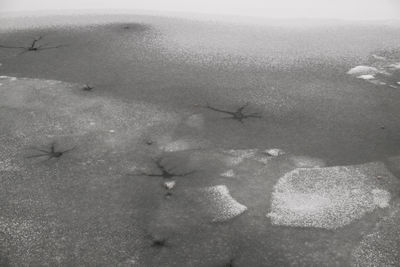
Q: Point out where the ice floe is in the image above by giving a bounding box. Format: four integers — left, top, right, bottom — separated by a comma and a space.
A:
189, 185, 247, 222
267, 162, 396, 229
351, 204, 400, 266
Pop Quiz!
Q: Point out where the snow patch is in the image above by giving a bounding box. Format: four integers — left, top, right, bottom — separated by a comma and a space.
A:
191, 185, 247, 222
357, 74, 375, 80
267, 162, 394, 229
347, 66, 379, 76
164, 180, 176, 190
351, 205, 400, 267
264, 148, 285, 157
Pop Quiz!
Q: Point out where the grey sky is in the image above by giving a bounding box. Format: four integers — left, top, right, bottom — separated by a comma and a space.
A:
1, 0, 399, 20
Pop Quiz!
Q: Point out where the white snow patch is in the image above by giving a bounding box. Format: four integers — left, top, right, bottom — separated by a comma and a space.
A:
267, 162, 394, 229
193, 185, 247, 222
347, 66, 378, 76
264, 148, 285, 157
164, 181, 176, 190
357, 74, 375, 80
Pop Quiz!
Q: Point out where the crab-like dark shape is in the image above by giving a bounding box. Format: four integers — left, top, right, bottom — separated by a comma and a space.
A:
202, 102, 261, 123
0, 36, 66, 55
129, 158, 195, 179
26, 142, 76, 161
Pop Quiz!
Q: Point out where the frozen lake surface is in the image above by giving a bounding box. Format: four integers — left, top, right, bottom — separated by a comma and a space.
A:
0, 14, 400, 266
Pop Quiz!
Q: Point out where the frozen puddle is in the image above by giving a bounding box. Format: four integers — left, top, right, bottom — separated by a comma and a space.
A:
267, 162, 397, 229
188, 185, 247, 222
351, 204, 400, 267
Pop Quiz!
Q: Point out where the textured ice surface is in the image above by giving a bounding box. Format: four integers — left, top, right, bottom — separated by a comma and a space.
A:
351, 204, 400, 267
185, 113, 205, 130
267, 162, 395, 229
189, 185, 247, 222
0, 77, 180, 156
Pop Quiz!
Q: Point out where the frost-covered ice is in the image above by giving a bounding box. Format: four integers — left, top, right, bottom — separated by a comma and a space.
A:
267, 162, 396, 229
189, 185, 247, 222
351, 204, 400, 267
